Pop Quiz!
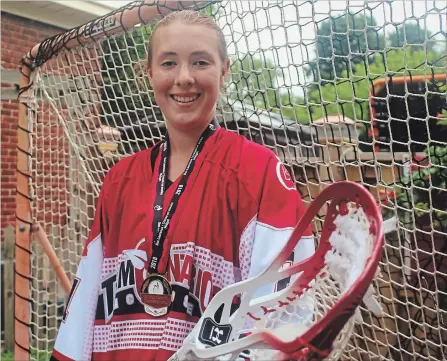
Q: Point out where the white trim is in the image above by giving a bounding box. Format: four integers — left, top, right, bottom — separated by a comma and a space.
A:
241, 214, 258, 235
256, 220, 295, 232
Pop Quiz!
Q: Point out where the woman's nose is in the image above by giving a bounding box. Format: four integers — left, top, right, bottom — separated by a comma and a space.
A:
175, 65, 194, 86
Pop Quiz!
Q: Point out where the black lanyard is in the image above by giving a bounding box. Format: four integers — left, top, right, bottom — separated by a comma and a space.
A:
149, 119, 218, 274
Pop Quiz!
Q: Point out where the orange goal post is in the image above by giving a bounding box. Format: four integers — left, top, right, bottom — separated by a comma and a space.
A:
15, 1, 446, 360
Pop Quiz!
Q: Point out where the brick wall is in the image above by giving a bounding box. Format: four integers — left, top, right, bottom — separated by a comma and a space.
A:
1, 12, 64, 236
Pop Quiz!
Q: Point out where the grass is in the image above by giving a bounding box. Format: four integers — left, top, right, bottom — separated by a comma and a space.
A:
1, 349, 52, 361
1, 351, 14, 361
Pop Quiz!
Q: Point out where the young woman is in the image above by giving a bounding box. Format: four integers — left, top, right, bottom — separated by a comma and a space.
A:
51, 9, 314, 361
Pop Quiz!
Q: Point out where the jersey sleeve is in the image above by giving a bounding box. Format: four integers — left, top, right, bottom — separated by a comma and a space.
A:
51, 175, 110, 361
239, 155, 315, 298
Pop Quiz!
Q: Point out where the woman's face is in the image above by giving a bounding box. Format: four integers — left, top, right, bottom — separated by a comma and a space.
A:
147, 22, 229, 133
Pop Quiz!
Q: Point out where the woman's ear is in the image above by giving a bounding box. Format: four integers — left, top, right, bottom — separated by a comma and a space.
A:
146, 63, 153, 86
220, 58, 230, 86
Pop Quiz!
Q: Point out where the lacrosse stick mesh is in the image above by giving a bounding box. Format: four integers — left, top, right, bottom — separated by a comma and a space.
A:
14, 1, 446, 360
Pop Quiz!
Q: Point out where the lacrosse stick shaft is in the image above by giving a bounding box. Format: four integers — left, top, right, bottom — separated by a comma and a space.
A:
33, 224, 72, 295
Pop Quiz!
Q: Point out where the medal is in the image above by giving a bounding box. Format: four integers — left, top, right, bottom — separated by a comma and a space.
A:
142, 119, 218, 317
140, 274, 173, 317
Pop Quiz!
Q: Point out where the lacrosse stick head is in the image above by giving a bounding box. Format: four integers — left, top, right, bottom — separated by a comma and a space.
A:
171, 181, 384, 361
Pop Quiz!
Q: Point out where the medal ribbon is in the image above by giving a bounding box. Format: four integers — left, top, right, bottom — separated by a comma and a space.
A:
149, 119, 218, 274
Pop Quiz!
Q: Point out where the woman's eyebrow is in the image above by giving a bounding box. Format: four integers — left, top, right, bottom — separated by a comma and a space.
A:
158, 51, 212, 57
159, 51, 177, 58
191, 51, 212, 57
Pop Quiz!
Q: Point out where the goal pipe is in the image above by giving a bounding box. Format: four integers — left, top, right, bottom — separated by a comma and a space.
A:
15, 2, 214, 360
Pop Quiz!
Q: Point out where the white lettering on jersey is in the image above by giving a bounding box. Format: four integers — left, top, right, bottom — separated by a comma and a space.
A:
168, 244, 216, 314
101, 258, 138, 323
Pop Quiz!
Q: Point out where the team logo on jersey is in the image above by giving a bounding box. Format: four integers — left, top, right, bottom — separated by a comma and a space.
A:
275, 158, 296, 191
97, 240, 218, 322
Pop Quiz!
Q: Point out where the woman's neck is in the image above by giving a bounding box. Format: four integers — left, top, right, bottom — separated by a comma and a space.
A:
165, 120, 213, 181
166, 121, 211, 158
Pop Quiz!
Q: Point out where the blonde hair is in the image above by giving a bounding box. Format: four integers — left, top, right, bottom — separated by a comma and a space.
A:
147, 10, 228, 65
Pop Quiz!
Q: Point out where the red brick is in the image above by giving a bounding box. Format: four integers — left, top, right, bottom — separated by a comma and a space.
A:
1, 189, 14, 196
2, 102, 18, 109
1, 120, 18, 129
1, 129, 17, 137
1, 12, 69, 239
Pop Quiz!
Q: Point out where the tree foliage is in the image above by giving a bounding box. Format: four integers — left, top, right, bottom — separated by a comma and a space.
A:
228, 53, 316, 124
230, 48, 444, 125
386, 138, 447, 232
306, 13, 439, 84
306, 12, 385, 83
309, 48, 445, 121
388, 22, 436, 52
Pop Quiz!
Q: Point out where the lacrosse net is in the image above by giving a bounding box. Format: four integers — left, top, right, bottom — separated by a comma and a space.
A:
15, 1, 446, 361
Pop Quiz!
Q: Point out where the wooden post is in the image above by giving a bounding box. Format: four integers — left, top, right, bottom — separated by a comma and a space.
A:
16, 51, 34, 361
3, 226, 15, 352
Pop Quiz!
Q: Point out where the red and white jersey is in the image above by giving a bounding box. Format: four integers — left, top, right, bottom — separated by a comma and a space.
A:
51, 128, 314, 361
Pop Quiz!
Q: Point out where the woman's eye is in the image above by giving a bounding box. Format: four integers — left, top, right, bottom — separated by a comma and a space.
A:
195, 60, 209, 67
161, 61, 175, 67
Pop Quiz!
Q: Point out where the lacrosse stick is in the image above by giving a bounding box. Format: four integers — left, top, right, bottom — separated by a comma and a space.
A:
168, 181, 384, 361
32, 223, 72, 294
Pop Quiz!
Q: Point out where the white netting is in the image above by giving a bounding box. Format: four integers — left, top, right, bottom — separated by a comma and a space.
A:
18, 1, 446, 360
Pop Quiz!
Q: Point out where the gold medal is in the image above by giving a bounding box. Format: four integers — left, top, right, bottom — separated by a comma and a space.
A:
140, 274, 173, 317
143, 120, 217, 317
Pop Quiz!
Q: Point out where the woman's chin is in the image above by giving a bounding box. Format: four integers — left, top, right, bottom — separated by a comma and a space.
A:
165, 109, 216, 131
166, 115, 205, 131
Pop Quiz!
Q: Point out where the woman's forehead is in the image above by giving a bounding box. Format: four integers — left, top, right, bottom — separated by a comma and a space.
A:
152, 23, 220, 54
